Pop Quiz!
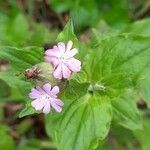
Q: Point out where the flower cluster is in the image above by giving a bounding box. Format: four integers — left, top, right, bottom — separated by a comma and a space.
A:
45, 41, 81, 79
29, 84, 63, 114
29, 41, 81, 114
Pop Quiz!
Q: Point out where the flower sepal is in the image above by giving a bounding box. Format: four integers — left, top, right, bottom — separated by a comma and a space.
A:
24, 62, 59, 86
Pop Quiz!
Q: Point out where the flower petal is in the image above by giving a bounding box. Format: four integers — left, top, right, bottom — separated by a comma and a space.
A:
29, 92, 41, 99
31, 88, 41, 95
53, 64, 62, 79
65, 48, 78, 59
42, 83, 51, 94
50, 99, 63, 112
36, 87, 45, 94
31, 99, 43, 111
62, 63, 71, 79
51, 86, 60, 96
52, 98, 64, 106
42, 101, 51, 114
57, 42, 65, 54
45, 56, 59, 67
65, 58, 81, 72
66, 40, 73, 51
45, 49, 59, 57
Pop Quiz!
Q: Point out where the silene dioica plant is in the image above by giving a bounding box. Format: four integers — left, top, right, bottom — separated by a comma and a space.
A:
1, 19, 150, 150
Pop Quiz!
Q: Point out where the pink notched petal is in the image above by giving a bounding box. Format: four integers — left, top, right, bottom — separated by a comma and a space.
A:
52, 98, 64, 106
51, 100, 62, 112
62, 63, 71, 78
31, 88, 41, 95
45, 56, 59, 67
29, 92, 41, 99
42, 101, 51, 114
66, 40, 73, 51
31, 100, 43, 111
51, 86, 60, 96
45, 49, 58, 57
57, 42, 65, 54
36, 87, 45, 94
65, 48, 78, 59
65, 58, 81, 72
42, 83, 51, 94
53, 64, 62, 79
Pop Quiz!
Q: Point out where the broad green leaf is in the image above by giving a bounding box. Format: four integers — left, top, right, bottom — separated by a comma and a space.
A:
0, 46, 43, 71
0, 13, 57, 47
86, 34, 150, 91
60, 79, 89, 101
134, 119, 150, 150
29, 23, 59, 47
102, 126, 139, 150
0, 71, 31, 101
19, 102, 37, 118
70, 70, 88, 83
0, 79, 10, 98
137, 69, 150, 107
122, 19, 150, 36
0, 71, 31, 88
6, 14, 29, 46
112, 90, 142, 130
45, 93, 112, 150
51, 0, 129, 32
0, 125, 15, 150
56, 19, 78, 47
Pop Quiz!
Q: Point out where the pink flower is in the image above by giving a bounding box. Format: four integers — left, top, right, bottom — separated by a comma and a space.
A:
29, 83, 64, 114
45, 40, 81, 79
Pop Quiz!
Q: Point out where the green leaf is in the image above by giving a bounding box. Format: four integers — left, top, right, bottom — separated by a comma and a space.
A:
19, 102, 37, 118
61, 79, 89, 101
102, 126, 139, 150
122, 19, 150, 36
112, 90, 142, 130
97, 0, 129, 27
137, 69, 150, 107
51, 0, 129, 32
45, 93, 112, 150
6, 14, 29, 46
87, 34, 150, 89
0, 125, 15, 150
29, 23, 59, 47
0, 79, 10, 98
0, 71, 31, 88
0, 46, 43, 71
0, 71, 32, 101
56, 19, 78, 47
134, 119, 150, 150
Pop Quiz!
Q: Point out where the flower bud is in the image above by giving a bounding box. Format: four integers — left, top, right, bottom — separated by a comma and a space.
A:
24, 62, 58, 86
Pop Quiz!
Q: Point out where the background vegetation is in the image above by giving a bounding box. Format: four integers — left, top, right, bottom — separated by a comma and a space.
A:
0, 0, 150, 150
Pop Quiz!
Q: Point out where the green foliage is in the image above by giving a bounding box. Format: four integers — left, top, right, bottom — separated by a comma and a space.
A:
0, 46, 43, 71
0, 125, 15, 150
122, 19, 150, 36
56, 19, 78, 47
51, 0, 129, 32
112, 90, 142, 130
0, 13, 59, 47
0, 1, 150, 150
45, 18, 150, 149
138, 69, 150, 107
134, 119, 150, 150
46, 93, 112, 150
19, 102, 38, 118
0, 71, 31, 88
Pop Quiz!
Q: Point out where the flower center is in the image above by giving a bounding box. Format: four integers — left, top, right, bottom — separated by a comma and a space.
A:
59, 55, 66, 62
41, 94, 51, 101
